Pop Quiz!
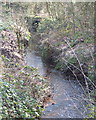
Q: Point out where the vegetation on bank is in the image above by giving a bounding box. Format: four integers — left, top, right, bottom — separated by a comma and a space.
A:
0, 2, 96, 118
0, 20, 50, 118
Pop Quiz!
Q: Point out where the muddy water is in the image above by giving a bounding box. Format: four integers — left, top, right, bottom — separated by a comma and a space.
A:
25, 49, 89, 118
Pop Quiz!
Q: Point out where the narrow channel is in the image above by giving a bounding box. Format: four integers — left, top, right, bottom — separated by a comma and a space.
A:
24, 48, 89, 118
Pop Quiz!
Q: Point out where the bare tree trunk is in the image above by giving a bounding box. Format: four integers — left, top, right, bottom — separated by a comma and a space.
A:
94, 2, 96, 93
72, 2, 75, 35
16, 31, 21, 53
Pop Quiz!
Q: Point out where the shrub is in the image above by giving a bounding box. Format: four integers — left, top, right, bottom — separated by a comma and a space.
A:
1, 56, 49, 118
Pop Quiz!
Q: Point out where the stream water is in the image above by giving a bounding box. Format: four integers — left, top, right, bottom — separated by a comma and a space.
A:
24, 48, 89, 118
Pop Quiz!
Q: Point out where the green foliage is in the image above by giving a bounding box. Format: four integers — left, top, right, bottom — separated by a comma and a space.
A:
37, 18, 67, 34
39, 45, 49, 59
37, 18, 55, 33
88, 65, 94, 82
1, 2, 95, 118
1, 56, 49, 118
86, 104, 96, 118
1, 81, 43, 118
55, 61, 63, 70
67, 57, 77, 65
24, 31, 31, 41
1, 55, 10, 62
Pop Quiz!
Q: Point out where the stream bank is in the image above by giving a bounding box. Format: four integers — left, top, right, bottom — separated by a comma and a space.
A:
26, 16, 94, 88
25, 17, 95, 118
25, 47, 91, 118
1, 3, 95, 118
0, 29, 50, 118
28, 34, 94, 93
